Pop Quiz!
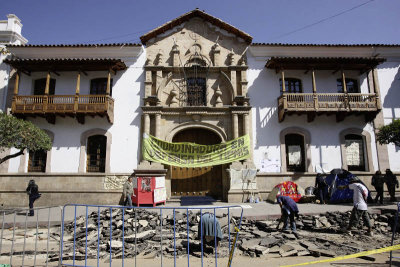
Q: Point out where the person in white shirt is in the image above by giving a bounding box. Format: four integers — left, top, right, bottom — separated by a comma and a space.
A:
345, 177, 372, 236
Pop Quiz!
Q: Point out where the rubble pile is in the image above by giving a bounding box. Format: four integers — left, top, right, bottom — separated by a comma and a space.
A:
55, 208, 397, 261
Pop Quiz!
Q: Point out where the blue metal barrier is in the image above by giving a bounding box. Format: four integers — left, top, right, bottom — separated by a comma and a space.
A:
60, 204, 244, 267
0, 206, 62, 266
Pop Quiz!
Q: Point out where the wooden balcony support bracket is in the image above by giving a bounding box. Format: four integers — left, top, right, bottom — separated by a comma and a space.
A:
307, 113, 316, 123
45, 114, 56, 124
51, 70, 60, 76
76, 114, 85, 124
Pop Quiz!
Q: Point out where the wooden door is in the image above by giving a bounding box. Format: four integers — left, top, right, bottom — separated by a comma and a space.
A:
170, 128, 222, 199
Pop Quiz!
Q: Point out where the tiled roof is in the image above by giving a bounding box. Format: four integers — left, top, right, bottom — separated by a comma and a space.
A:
4, 58, 127, 72
266, 56, 386, 70
6, 43, 141, 48
140, 8, 253, 45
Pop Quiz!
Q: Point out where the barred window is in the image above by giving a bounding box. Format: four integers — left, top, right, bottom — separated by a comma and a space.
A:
87, 135, 106, 173
279, 78, 302, 93
28, 150, 47, 172
186, 77, 206, 106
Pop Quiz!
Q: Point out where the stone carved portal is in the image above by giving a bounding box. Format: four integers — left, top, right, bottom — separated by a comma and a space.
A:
170, 128, 223, 199
139, 11, 253, 201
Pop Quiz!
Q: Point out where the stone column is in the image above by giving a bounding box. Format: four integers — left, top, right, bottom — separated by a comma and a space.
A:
372, 68, 389, 170
144, 113, 150, 135
241, 69, 248, 96
232, 113, 239, 139
172, 44, 180, 67
213, 44, 221, 66
145, 70, 152, 97
243, 112, 249, 136
155, 113, 161, 138
231, 70, 237, 96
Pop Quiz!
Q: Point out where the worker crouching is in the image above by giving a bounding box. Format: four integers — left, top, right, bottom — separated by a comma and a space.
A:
277, 195, 300, 238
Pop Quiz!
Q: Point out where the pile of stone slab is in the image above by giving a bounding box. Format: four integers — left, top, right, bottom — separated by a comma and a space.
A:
53, 207, 397, 261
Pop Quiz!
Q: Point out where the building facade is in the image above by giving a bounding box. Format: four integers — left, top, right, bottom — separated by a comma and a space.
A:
0, 10, 399, 206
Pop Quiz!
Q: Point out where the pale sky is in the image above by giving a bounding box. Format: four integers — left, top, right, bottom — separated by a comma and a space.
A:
2, 0, 400, 45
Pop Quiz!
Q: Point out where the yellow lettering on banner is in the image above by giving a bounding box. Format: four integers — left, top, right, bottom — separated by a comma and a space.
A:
281, 244, 400, 267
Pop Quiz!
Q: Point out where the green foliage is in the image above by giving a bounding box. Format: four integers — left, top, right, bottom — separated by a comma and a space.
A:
376, 119, 400, 147
0, 113, 52, 153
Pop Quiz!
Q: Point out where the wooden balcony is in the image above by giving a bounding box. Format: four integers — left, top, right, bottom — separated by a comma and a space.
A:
278, 93, 380, 122
11, 94, 114, 124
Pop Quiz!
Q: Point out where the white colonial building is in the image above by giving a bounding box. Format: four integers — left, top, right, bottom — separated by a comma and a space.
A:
0, 10, 399, 206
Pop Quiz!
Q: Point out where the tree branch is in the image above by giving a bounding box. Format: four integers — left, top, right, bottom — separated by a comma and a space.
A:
0, 149, 25, 165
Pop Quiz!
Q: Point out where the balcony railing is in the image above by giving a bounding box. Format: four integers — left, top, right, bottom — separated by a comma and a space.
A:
278, 93, 379, 122
11, 94, 114, 123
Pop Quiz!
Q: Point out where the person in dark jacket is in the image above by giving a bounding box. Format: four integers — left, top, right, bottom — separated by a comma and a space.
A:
371, 170, 385, 204
26, 180, 41, 216
198, 213, 222, 250
384, 169, 399, 202
315, 173, 328, 204
277, 195, 299, 234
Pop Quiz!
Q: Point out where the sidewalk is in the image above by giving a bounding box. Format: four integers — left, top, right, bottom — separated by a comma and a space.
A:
1, 200, 398, 228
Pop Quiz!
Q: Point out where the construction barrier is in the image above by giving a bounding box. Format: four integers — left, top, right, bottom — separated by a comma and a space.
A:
282, 244, 400, 267
60, 204, 244, 267
0, 206, 63, 266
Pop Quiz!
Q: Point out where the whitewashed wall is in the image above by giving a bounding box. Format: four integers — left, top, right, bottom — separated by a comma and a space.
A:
7, 50, 146, 174
247, 54, 379, 173
379, 60, 400, 171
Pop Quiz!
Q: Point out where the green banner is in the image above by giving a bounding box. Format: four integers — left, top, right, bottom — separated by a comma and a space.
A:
142, 134, 250, 167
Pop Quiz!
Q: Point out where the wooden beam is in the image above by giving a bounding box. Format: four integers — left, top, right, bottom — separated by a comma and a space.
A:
341, 70, 347, 93
13, 71, 20, 95
311, 69, 317, 93
106, 70, 111, 96
75, 72, 81, 94
44, 72, 51, 95
51, 71, 60, 76
281, 69, 286, 92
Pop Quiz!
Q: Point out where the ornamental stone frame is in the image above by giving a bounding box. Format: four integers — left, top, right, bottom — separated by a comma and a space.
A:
339, 128, 373, 172
18, 129, 54, 173
165, 121, 227, 143
79, 128, 112, 173
280, 127, 313, 173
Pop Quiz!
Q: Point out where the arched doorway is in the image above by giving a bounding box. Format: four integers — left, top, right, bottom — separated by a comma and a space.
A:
170, 128, 223, 199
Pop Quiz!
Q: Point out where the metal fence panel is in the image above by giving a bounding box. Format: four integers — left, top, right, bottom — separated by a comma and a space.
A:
0, 206, 62, 266
60, 204, 244, 267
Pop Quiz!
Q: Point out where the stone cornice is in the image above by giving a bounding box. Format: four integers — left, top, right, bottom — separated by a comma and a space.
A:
141, 105, 251, 115
144, 65, 248, 72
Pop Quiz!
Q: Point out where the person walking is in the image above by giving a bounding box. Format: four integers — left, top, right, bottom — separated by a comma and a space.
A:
276, 195, 299, 236
315, 173, 328, 204
26, 180, 41, 216
371, 170, 385, 204
384, 169, 399, 202
345, 177, 373, 236
122, 176, 134, 207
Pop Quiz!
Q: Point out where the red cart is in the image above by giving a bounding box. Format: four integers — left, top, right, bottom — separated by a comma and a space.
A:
132, 176, 166, 207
